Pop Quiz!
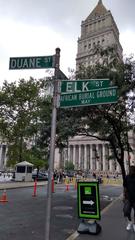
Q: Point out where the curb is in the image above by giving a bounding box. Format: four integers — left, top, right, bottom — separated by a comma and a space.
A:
0, 181, 47, 190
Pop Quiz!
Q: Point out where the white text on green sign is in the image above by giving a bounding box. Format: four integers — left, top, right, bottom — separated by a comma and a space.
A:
60, 86, 118, 108
61, 79, 110, 94
9, 56, 54, 70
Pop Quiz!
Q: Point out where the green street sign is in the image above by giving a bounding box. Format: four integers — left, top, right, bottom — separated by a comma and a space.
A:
60, 79, 110, 94
9, 55, 54, 70
60, 86, 118, 108
77, 181, 101, 220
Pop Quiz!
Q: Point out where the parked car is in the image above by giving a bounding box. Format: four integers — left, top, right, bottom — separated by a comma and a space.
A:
32, 172, 48, 181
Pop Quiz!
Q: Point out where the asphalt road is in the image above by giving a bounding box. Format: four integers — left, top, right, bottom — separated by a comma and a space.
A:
0, 184, 122, 240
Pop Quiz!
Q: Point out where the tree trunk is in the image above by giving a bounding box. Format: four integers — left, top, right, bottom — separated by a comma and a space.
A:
118, 159, 126, 184
19, 135, 23, 162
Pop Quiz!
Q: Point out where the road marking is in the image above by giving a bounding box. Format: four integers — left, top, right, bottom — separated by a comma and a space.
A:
66, 231, 79, 240
66, 195, 122, 240
56, 214, 73, 219
53, 206, 73, 210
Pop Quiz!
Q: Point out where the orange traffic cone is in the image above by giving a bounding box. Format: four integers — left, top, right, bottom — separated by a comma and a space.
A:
32, 179, 37, 197
0, 190, 8, 203
65, 184, 69, 192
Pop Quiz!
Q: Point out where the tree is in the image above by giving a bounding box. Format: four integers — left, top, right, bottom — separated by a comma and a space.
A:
65, 160, 74, 171
0, 78, 49, 167
73, 48, 135, 181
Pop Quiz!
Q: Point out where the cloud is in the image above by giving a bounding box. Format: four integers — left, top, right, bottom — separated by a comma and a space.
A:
120, 30, 135, 57
0, 18, 76, 84
0, 0, 135, 85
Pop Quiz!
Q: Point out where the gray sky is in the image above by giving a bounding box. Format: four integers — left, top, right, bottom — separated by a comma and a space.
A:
0, 0, 135, 85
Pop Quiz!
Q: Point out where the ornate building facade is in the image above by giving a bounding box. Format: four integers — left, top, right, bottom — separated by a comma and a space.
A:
54, 132, 135, 173
54, 0, 135, 173
76, 0, 123, 70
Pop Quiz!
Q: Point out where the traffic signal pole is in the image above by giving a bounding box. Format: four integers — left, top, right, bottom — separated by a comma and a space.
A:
44, 48, 60, 240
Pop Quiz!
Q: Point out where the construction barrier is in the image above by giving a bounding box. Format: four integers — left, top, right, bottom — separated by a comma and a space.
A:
102, 177, 122, 185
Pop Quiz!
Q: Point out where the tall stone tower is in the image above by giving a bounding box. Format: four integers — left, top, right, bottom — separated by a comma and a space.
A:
76, 0, 123, 71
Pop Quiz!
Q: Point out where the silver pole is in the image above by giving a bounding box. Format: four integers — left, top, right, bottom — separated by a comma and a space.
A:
45, 48, 60, 240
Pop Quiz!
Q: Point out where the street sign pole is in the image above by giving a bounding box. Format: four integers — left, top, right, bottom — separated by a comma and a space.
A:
44, 48, 60, 240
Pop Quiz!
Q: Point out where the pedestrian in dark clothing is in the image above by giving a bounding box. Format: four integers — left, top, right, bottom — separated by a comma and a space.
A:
123, 166, 135, 231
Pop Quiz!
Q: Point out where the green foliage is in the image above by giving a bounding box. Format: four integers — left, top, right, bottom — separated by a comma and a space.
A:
74, 47, 135, 180
0, 46, 135, 181
22, 147, 48, 169
64, 160, 74, 170
0, 77, 52, 167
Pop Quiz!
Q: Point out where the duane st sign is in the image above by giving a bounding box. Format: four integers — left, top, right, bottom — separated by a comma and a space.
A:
9, 55, 54, 70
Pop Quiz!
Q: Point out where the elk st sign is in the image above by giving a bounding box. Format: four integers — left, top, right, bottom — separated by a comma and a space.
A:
60, 79, 110, 93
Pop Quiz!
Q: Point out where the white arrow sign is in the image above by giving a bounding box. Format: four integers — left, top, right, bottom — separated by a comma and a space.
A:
89, 200, 95, 205
83, 200, 95, 205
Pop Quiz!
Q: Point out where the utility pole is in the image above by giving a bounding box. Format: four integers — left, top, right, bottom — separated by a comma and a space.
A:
45, 48, 60, 240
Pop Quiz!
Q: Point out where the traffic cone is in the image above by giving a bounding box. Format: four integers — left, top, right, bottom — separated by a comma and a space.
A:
0, 190, 8, 203
65, 184, 69, 191
32, 179, 37, 197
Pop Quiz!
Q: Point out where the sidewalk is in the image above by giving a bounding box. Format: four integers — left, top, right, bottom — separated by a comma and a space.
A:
67, 197, 135, 240
0, 180, 46, 190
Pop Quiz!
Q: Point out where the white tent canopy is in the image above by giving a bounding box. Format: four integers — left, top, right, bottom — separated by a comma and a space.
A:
16, 161, 33, 167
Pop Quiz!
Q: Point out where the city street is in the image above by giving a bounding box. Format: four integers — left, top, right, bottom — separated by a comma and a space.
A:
0, 183, 122, 240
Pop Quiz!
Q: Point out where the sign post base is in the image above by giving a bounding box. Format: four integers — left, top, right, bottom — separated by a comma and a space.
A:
77, 220, 101, 235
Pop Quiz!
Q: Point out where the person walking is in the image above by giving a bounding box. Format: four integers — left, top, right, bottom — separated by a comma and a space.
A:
123, 165, 135, 231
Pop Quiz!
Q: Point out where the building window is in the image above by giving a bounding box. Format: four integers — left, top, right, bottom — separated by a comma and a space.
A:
16, 166, 25, 173
85, 25, 88, 33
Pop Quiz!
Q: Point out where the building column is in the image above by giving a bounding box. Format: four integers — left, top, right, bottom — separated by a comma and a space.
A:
96, 144, 100, 171
1, 145, 6, 170
0, 144, 2, 170
90, 144, 93, 171
75, 146, 79, 170
109, 148, 114, 172
73, 145, 76, 168
106, 144, 109, 171
102, 144, 106, 171
81, 145, 84, 170
78, 145, 81, 169
84, 145, 87, 170
93, 145, 96, 171
87, 145, 91, 170
116, 162, 120, 173
67, 145, 70, 163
